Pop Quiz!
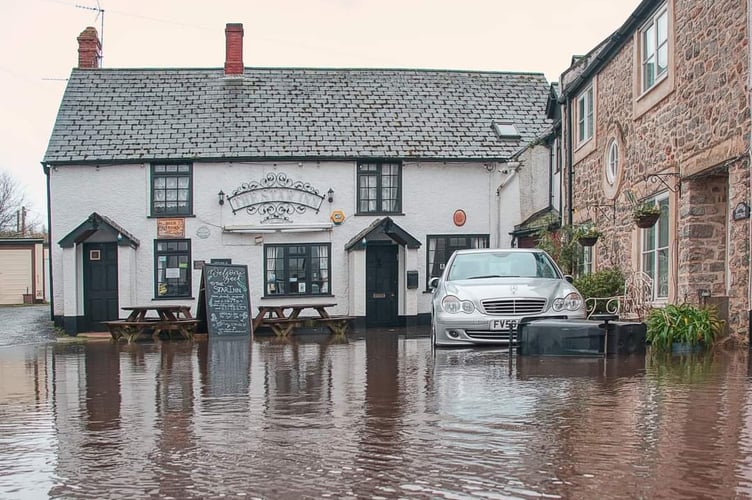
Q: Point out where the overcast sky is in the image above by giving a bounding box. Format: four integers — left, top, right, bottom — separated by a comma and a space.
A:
0, 0, 642, 223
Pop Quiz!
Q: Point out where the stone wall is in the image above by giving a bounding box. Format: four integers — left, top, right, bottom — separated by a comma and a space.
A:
562, 0, 751, 335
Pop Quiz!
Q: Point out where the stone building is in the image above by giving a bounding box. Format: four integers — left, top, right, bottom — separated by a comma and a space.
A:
558, 0, 750, 335
43, 24, 557, 334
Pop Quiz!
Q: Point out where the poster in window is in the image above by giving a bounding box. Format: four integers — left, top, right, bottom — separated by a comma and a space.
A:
165, 268, 181, 279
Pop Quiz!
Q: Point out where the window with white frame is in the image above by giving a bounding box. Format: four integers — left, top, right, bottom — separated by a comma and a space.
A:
606, 139, 619, 185
641, 5, 669, 92
578, 245, 593, 276
427, 235, 488, 287
640, 195, 670, 300
265, 243, 330, 296
576, 85, 594, 145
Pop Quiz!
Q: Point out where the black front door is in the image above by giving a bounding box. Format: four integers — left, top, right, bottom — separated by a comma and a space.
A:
84, 242, 119, 331
366, 244, 398, 327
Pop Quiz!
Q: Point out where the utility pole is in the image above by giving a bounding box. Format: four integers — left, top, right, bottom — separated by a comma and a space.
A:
21, 206, 26, 237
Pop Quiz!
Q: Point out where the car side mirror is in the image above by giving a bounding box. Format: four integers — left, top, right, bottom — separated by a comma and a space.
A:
429, 277, 440, 289
564, 275, 574, 283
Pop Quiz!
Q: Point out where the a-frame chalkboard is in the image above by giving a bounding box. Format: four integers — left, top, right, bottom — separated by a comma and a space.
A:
196, 264, 252, 336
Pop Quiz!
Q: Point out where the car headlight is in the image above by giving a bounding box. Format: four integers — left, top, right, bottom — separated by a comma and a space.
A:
442, 295, 475, 314
553, 292, 584, 311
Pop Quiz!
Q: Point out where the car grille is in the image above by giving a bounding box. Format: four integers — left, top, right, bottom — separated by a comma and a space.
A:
465, 330, 514, 342
481, 298, 547, 315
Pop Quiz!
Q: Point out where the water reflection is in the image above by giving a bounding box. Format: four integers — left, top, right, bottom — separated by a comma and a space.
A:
1, 336, 752, 498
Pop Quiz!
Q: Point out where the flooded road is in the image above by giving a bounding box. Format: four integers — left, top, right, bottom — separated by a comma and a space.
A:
1, 311, 752, 498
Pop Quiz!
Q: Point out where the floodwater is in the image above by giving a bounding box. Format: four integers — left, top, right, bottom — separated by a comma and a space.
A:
2, 326, 752, 498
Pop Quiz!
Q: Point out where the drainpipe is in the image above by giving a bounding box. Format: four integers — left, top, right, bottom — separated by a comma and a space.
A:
42, 162, 54, 322
496, 161, 522, 247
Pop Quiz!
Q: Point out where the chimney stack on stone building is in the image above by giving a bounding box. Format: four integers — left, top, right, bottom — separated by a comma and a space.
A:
77, 26, 101, 69
224, 23, 244, 76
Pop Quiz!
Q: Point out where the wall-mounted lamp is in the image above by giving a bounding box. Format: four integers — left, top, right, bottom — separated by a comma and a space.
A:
218, 190, 225, 205
327, 188, 334, 203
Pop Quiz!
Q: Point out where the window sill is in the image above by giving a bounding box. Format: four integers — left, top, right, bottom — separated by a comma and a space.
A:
354, 212, 405, 216
152, 296, 195, 300
260, 294, 335, 300
148, 214, 196, 218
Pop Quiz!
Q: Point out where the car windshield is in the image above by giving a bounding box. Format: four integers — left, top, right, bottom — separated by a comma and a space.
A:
447, 252, 559, 281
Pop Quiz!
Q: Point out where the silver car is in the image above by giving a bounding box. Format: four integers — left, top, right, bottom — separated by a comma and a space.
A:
429, 248, 586, 347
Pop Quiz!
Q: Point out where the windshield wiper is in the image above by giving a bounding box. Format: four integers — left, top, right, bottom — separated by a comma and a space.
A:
467, 275, 506, 279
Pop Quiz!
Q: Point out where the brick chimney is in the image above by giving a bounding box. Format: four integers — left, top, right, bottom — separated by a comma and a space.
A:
224, 23, 244, 76
77, 26, 101, 69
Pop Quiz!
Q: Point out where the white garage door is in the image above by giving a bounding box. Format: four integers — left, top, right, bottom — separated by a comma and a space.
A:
0, 249, 32, 305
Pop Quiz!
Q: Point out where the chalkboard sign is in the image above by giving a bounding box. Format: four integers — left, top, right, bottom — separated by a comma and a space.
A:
196, 264, 252, 336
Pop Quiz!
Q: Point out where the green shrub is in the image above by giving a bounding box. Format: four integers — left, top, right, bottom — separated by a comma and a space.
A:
573, 268, 625, 315
646, 303, 725, 351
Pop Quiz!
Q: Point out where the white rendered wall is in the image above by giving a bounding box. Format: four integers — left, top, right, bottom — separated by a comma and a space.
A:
49, 156, 550, 323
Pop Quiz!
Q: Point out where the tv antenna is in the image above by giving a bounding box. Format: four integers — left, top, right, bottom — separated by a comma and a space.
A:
75, 1, 105, 66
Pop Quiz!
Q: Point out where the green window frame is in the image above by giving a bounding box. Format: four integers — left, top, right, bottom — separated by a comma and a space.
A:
151, 163, 193, 216
576, 85, 594, 145
154, 239, 192, 298
264, 243, 331, 297
357, 162, 401, 214
426, 234, 489, 288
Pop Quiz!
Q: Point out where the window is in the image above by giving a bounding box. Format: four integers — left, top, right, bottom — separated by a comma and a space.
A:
427, 235, 489, 287
357, 162, 401, 214
151, 164, 192, 216
577, 245, 593, 277
640, 195, 670, 300
576, 85, 594, 145
154, 239, 191, 298
265, 243, 331, 296
606, 140, 619, 185
641, 5, 669, 92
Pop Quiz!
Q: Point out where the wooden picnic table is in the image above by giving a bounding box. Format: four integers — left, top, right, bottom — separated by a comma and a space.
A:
254, 302, 353, 337
103, 304, 198, 342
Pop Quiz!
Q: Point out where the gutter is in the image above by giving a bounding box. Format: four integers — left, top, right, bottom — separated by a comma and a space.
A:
557, 0, 660, 102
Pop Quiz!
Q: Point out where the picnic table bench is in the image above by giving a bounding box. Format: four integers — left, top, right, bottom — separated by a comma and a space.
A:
263, 315, 355, 336
104, 305, 197, 342
255, 303, 353, 337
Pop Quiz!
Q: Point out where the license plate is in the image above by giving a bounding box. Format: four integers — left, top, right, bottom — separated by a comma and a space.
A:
490, 319, 518, 331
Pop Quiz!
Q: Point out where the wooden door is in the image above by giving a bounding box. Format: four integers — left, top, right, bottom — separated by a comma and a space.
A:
366, 244, 398, 327
83, 242, 119, 331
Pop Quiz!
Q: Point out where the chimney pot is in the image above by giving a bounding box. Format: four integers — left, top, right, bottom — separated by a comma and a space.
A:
77, 26, 101, 69
224, 23, 244, 76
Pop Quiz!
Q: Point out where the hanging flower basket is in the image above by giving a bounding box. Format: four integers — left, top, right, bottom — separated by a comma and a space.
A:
578, 236, 599, 247
634, 212, 660, 229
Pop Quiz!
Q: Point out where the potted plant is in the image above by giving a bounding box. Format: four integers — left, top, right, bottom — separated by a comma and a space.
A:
645, 303, 725, 352
575, 224, 602, 247
633, 202, 662, 228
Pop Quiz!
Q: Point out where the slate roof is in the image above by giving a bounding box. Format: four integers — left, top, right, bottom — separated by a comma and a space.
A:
44, 67, 551, 165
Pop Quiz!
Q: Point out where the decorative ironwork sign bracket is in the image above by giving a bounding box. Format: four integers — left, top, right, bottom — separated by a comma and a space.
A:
645, 172, 681, 195
586, 203, 616, 224
227, 172, 326, 223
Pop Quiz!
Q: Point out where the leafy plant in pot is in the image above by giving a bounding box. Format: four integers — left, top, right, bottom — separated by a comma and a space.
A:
645, 303, 725, 352
633, 202, 662, 229
575, 224, 602, 247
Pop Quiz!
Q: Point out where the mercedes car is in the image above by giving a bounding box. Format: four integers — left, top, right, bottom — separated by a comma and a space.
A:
429, 248, 586, 347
